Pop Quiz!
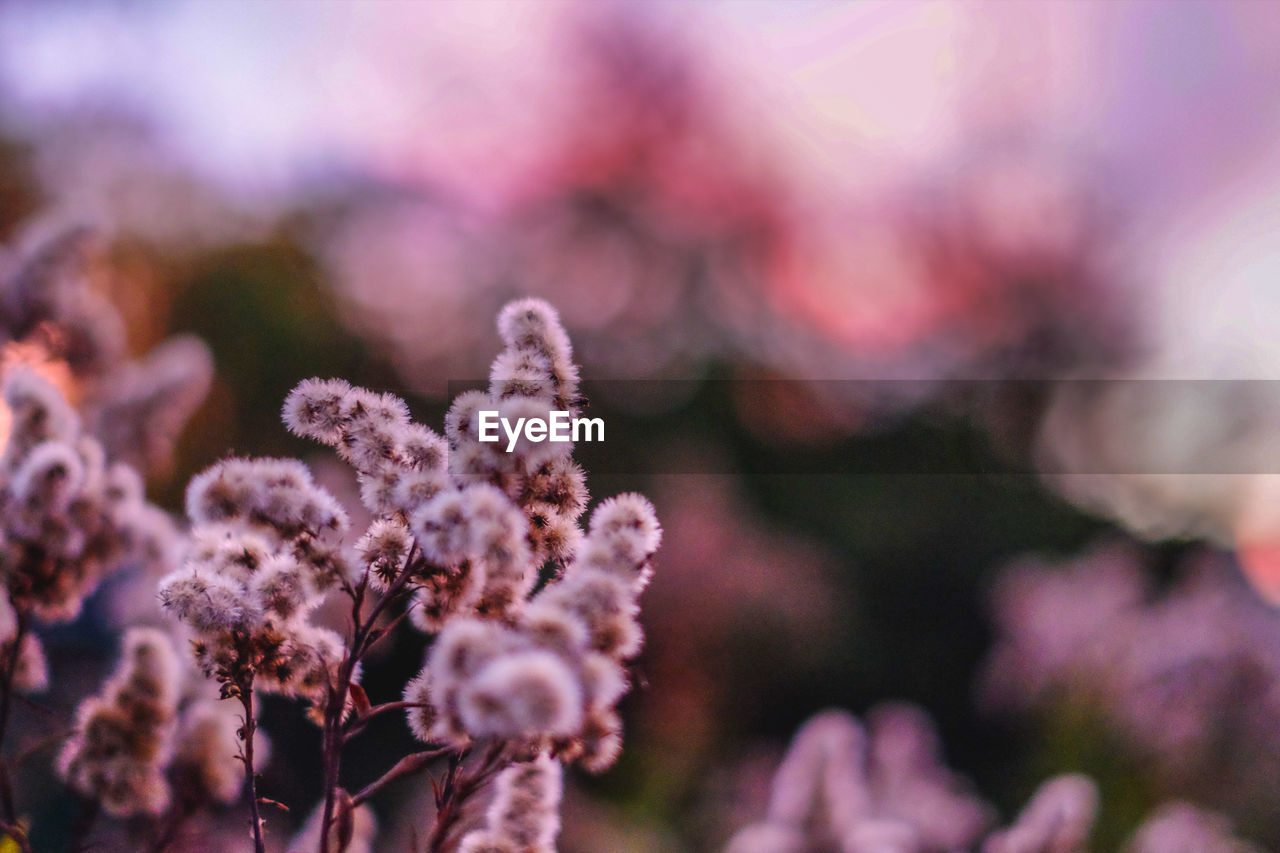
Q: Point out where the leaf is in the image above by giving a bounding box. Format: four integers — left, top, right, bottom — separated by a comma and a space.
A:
259, 797, 290, 813
349, 683, 372, 716
334, 788, 355, 853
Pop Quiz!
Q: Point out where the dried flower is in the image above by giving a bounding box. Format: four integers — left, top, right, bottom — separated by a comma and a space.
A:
729, 705, 1266, 853
1, 368, 179, 624
57, 628, 181, 817
171, 698, 249, 805
725, 706, 992, 852
415, 493, 659, 766
979, 544, 1280, 800
983, 775, 1098, 853
457, 752, 563, 853
1123, 802, 1261, 853
159, 456, 355, 712
158, 297, 659, 849
0, 226, 212, 473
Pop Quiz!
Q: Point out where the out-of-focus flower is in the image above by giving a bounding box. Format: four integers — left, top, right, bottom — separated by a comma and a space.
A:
157, 455, 355, 715
290, 799, 378, 853
0, 224, 213, 473
728, 705, 1263, 852
725, 705, 994, 853
57, 627, 181, 817
0, 366, 178, 626
982, 774, 1098, 853
169, 696, 249, 806
980, 543, 1280, 802
1123, 802, 1261, 853
458, 752, 563, 853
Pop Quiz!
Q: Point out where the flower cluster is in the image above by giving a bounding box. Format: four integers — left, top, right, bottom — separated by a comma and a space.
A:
458, 751, 563, 853
0, 225, 205, 708
413, 489, 657, 768
157, 456, 353, 711
169, 693, 255, 807
56, 627, 249, 822
979, 544, 1280, 796
281, 298, 660, 771
726, 706, 993, 853
0, 366, 177, 639
0, 225, 213, 474
145, 297, 657, 851
0, 226, 127, 380
727, 705, 1262, 853
57, 627, 182, 817
1124, 803, 1262, 853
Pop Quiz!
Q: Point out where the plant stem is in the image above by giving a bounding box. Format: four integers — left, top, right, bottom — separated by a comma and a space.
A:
350, 748, 449, 807
319, 546, 424, 853
425, 743, 507, 853
343, 700, 433, 744
239, 680, 266, 853
0, 612, 29, 836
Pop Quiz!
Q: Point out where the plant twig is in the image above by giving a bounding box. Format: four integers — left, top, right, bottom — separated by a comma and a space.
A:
319, 544, 425, 853
425, 743, 508, 853
0, 612, 29, 841
238, 678, 267, 853
351, 748, 451, 807
343, 701, 433, 744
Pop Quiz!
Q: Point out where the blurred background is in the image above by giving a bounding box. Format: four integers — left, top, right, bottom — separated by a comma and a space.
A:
3, 1, 1280, 849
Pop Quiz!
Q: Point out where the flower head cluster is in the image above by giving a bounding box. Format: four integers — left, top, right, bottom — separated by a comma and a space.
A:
411, 490, 658, 770
158, 456, 354, 711
727, 705, 1262, 853
57, 627, 182, 817
982, 775, 1098, 853
0, 225, 213, 473
0, 367, 178, 631
281, 298, 659, 769
170, 694, 256, 806
59, 627, 256, 823
726, 706, 993, 853
979, 544, 1280, 796
458, 752, 563, 853
0, 226, 126, 379
284, 299, 589, 630
1124, 803, 1261, 853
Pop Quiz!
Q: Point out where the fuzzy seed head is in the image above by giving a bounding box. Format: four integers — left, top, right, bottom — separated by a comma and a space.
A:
281, 378, 354, 445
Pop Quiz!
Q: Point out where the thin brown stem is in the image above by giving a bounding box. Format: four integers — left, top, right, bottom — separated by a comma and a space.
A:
343, 700, 433, 744
350, 748, 450, 807
238, 680, 266, 853
0, 611, 29, 833
319, 544, 427, 853
425, 743, 508, 853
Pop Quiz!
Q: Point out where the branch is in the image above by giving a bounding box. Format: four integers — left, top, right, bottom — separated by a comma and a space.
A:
343, 701, 434, 744
237, 679, 267, 853
351, 748, 451, 807
425, 743, 509, 853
